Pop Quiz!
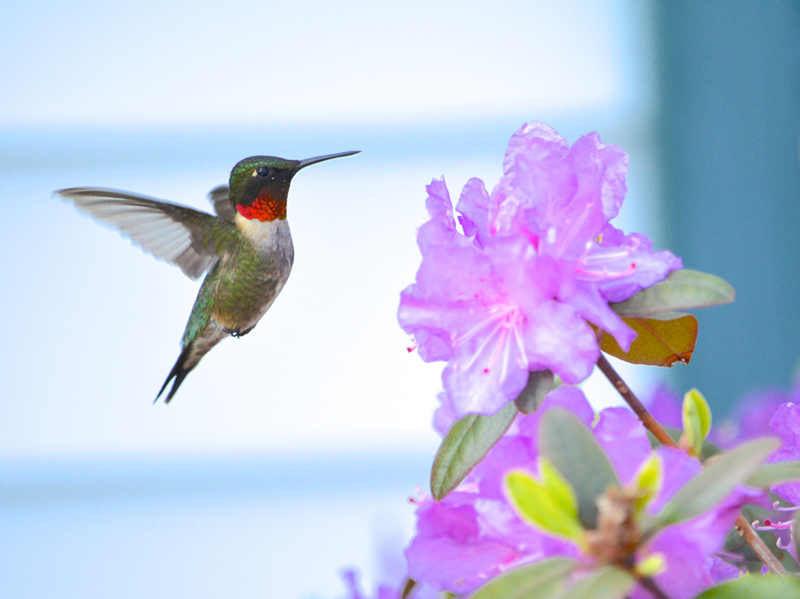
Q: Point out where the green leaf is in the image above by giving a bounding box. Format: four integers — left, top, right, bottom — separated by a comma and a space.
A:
514, 369, 555, 414
430, 401, 518, 501
559, 567, 636, 599
631, 455, 663, 514
649, 437, 780, 530
646, 427, 723, 460
600, 312, 698, 367
634, 553, 666, 577
693, 574, 800, 599
745, 460, 800, 488
470, 557, 576, 599
539, 408, 621, 529
505, 462, 583, 542
795, 515, 800, 570
682, 388, 712, 456
609, 269, 735, 317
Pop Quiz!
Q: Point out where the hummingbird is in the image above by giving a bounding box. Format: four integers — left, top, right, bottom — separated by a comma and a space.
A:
56, 151, 359, 403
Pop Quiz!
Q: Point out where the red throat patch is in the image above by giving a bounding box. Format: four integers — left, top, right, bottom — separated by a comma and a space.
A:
236, 190, 286, 222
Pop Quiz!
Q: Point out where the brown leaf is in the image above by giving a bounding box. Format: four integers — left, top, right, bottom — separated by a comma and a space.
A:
600, 312, 698, 367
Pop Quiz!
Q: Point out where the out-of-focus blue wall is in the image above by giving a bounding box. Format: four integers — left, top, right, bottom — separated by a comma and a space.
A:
656, 2, 800, 413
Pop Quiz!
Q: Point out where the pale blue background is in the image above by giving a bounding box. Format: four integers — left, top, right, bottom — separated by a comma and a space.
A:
0, 1, 664, 597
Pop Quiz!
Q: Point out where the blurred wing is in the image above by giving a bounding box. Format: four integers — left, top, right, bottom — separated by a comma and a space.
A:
56, 187, 238, 280
207, 185, 236, 222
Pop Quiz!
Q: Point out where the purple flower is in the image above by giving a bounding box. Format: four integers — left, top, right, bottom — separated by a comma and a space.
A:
643, 384, 684, 431
768, 401, 800, 506
633, 447, 763, 599
752, 398, 800, 566
644, 383, 799, 574
407, 388, 757, 597
728, 389, 791, 444
399, 122, 682, 418
405, 388, 590, 594
407, 389, 649, 594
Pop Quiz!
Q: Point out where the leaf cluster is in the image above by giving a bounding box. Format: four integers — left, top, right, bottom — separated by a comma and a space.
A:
472, 410, 781, 599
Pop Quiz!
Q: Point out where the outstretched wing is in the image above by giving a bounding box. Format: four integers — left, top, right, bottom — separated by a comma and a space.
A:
207, 185, 236, 222
56, 187, 238, 280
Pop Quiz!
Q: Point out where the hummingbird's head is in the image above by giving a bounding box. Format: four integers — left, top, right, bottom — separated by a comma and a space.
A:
228, 151, 359, 222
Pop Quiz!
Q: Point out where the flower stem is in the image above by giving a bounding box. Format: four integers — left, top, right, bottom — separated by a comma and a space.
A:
639, 577, 671, 599
734, 518, 789, 576
401, 577, 417, 598
595, 354, 788, 576
595, 355, 675, 447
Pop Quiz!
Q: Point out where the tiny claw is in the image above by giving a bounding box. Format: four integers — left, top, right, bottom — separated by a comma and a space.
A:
224, 326, 254, 338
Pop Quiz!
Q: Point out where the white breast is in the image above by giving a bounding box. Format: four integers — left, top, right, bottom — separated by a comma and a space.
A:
235, 214, 294, 262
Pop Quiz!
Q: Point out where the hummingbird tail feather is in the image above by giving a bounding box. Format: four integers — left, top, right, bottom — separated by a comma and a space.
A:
155, 324, 227, 404
155, 345, 197, 404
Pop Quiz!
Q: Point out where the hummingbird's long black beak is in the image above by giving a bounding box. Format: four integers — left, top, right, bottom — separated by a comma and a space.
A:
295, 150, 360, 171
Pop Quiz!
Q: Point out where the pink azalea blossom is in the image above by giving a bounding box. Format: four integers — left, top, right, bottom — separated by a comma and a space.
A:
768, 400, 800, 506
645, 383, 800, 572
642, 384, 684, 431
405, 388, 589, 595
741, 390, 800, 567
633, 447, 764, 599
398, 122, 682, 418
406, 388, 758, 598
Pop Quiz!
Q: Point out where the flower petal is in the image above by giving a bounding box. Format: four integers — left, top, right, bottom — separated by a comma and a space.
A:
456, 177, 491, 243
563, 281, 636, 351
591, 226, 684, 303
521, 301, 599, 384
442, 342, 529, 417
417, 178, 456, 250
593, 407, 651, 484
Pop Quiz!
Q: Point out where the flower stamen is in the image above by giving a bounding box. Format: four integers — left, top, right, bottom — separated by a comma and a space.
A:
575, 236, 642, 280
772, 500, 799, 512
454, 306, 525, 376
752, 518, 794, 531
575, 262, 637, 280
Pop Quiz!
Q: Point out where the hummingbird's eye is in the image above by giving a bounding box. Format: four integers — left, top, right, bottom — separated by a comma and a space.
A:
256, 166, 270, 178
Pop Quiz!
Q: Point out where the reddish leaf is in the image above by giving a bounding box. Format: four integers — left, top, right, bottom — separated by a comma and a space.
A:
600, 312, 698, 367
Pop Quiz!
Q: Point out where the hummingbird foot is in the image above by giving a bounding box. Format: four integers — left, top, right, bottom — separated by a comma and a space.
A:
224, 326, 254, 338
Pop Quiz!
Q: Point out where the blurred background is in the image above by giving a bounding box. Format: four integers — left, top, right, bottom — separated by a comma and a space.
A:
1, 1, 798, 597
